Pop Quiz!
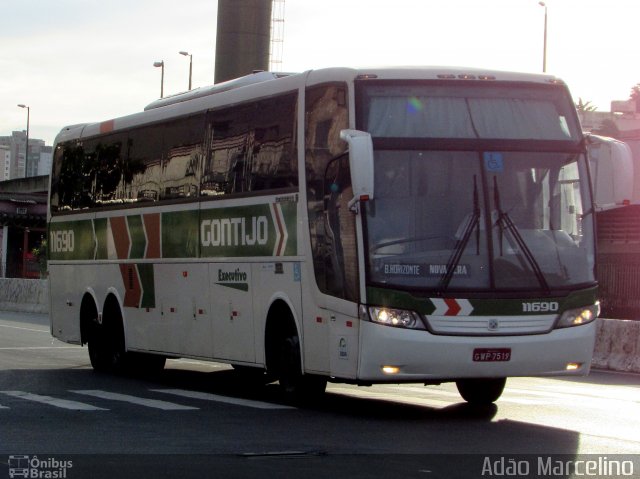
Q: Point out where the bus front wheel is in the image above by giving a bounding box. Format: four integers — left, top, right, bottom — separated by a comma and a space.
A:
277, 331, 326, 401
455, 378, 506, 405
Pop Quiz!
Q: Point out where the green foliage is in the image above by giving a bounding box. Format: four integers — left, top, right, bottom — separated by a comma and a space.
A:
576, 98, 597, 112
31, 240, 48, 277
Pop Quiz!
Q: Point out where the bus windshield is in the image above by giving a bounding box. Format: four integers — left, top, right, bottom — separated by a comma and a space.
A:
359, 82, 581, 141
358, 82, 594, 293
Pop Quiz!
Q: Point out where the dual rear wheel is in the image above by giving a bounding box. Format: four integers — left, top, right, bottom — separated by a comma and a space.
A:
87, 304, 165, 374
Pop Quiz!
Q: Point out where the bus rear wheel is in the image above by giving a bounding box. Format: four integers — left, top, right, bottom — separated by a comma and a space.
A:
455, 378, 506, 405
87, 321, 127, 373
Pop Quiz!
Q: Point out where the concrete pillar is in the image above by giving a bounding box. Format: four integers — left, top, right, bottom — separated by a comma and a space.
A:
1, 225, 7, 278
215, 0, 273, 84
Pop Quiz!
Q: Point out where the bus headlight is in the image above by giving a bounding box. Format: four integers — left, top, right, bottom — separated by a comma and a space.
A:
368, 307, 425, 330
556, 303, 599, 328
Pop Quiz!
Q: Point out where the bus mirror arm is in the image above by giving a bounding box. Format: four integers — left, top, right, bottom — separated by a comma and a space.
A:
340, 129, 375, 211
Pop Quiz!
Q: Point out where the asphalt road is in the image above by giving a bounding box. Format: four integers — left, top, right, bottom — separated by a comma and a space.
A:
0, 311, 638, 478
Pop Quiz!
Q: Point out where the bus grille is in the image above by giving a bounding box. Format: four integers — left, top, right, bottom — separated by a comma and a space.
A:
425, 315, 555, 335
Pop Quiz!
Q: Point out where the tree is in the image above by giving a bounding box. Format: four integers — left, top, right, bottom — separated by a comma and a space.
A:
629, 83, 640, 112
576, 98, 597, 112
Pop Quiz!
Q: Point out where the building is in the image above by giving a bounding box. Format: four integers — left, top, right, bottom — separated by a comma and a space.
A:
0, 132, 48, 179
0, 146, 10, 181
36, 146, 52, 176
0, 176, 48, 278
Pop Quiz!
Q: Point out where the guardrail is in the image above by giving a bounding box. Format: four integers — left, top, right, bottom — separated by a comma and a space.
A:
0, 278, 637, 373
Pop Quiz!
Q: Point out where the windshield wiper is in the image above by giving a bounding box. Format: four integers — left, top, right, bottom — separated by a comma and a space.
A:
438, 175, 481, 292
493, 176, 550, 294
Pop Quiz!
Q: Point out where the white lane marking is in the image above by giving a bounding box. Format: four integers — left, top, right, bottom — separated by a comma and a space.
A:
0, 324, 49, 333
150, 389, 295, 410
0, 346, 79, 350
70, 390, 199, 411
0, 391, 107, 411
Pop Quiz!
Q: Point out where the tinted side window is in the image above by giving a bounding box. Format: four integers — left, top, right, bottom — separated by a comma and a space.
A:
305, 83, 358, 301
127, 124, 164, 202
50, 141, 85, 211
160, 115, 205, 200
127, 114, 205, 202
202, 93, 297, 196
51, 133, 128, 211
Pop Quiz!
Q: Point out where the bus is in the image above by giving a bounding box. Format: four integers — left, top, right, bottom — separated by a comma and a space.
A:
586, 134, 640, 319
48, 67, 599, 404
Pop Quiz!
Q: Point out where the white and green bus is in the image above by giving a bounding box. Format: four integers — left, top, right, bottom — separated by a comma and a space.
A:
49, 67, 599, 404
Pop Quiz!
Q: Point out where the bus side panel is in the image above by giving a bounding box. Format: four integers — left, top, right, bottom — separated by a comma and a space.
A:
252, 261, 302, 368
327, 297, 360, 380
49, 263, 82, 344
210, 262, 254, 362
49, 262, 122, 345
138, 263, 212, 358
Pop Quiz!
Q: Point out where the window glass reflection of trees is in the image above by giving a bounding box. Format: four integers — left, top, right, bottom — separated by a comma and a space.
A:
202, 93, 297, 196
52, 94, 298, 212
53, 133, 131, 210
304, 84, 358, 301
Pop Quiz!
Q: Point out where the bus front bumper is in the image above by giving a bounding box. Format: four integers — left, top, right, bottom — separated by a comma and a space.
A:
357, 320, 597, 382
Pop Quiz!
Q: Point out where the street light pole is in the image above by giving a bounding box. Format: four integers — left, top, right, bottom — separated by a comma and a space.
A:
17, 104, 30, 178
179, 51, 193, 90
153, 61, 165, 98
539, 1, 548, 73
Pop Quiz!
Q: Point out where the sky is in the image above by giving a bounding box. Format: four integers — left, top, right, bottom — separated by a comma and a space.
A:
1, 0, 639, 146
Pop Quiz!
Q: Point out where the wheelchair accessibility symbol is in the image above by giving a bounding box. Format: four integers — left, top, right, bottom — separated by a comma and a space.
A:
484, 152, 504, 173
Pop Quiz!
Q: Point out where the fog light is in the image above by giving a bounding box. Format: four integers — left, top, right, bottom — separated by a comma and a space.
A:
382, 366, 400, 375
566, 362, 581, 371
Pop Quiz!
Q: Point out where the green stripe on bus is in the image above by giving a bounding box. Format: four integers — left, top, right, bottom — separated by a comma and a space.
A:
162, 210, 200, 258
137, 263, 156, 308
199, 203, 297, 258
127, 215, 146, 259
49, 220, 96, 261
366, 286, 599, 316
94, 218, 108, 260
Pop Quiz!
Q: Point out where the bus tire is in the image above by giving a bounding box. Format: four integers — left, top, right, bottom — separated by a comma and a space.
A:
278, 334, 327, 401
87, 326, 126, 373
266, 305, 327, 401
87, 297, 127, 373
455, 378, 506, 405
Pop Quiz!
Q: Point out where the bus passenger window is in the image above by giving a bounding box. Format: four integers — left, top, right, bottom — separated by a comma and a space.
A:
202, 93, 297, 197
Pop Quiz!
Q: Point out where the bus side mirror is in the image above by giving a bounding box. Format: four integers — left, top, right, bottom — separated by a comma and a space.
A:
340, 129, 374, 210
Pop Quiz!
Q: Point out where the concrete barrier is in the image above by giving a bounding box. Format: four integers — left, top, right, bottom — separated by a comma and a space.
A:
0, 278, 49, 314
0, 278, 638, 373
592, 318, 640, 373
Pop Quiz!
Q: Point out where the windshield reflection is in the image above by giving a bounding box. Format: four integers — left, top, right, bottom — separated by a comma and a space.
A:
365, 150, 594, 292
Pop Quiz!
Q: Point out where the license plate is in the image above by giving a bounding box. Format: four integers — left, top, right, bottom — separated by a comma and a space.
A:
473, 348, 511, 362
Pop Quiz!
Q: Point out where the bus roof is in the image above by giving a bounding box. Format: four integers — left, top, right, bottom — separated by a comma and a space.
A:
53, 66, 568, 146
